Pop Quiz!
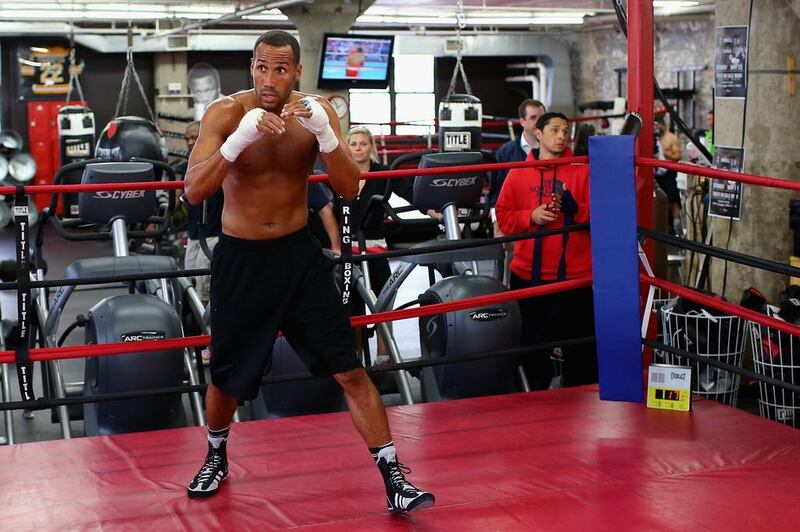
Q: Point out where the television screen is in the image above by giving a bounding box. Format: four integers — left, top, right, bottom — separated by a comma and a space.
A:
317, 34, 394, 90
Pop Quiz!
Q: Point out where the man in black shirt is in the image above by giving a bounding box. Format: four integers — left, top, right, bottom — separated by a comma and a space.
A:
307, 180, 341, 255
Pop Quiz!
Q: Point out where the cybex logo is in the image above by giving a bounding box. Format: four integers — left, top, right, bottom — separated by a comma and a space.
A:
94, 190, 146, 200
468, 308, 509, 322
121, 331, 166, 342
430, 176, 478, 188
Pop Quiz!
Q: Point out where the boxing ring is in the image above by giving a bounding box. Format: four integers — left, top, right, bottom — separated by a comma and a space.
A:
3, 4, 800, 529
1, 137, 800, 529
0, 385, 797, 530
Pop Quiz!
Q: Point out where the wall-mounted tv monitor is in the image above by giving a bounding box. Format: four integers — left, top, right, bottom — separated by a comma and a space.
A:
317, 33, 394, 90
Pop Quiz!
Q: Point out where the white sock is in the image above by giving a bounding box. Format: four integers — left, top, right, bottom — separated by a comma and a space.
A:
370, 441, 396, 463
207, 426, 230, 449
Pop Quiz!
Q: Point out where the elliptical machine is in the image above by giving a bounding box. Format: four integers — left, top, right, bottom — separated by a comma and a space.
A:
361, 150, 526, 401
33, 159, 207, 437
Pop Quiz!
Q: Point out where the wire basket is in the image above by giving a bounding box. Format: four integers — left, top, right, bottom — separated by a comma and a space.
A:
650, 288, 677, 365
748, 309, 800, 428
652, 287, 677, 310
660, 299, 747, 406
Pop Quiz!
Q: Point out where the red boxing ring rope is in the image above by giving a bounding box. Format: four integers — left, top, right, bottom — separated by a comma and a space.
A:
636, 156, 800, 192
0, 335, 211, 364
350, 277, 592, 327
310, 156, 589, 183
0, 278, 592, 364
0, 157, 588, 196
352, 113, 633, 130
377, 144, 505, 155
641, 275, 800, 337
0, 180, 184, 196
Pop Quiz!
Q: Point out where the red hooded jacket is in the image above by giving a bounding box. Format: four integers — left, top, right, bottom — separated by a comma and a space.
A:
496, 152, 591, 283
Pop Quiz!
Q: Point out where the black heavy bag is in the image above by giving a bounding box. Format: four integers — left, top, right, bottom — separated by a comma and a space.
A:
58, 105, 96, 217
95, 116, 168, 163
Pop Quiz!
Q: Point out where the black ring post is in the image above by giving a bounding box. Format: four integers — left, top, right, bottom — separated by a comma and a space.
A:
339, 198, 354, 311
13, 187, 36, 401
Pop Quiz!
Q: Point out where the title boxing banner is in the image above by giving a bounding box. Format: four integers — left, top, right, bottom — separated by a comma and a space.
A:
13, 189, 36, 402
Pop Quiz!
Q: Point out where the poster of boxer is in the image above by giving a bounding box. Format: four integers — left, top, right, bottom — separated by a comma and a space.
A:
188, 62, 222, 120
715, 25, 749, 99
710, 146, 745, 220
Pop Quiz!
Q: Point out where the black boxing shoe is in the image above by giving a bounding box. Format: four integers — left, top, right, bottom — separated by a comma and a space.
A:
377, 457, 435, 514
187, 441, 228, 499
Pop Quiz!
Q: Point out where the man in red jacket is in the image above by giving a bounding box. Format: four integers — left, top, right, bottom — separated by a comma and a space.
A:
496, 112, 597, 389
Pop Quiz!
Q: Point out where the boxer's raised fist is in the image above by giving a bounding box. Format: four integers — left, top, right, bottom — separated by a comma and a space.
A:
220, 109, 271, 162
288, 97, 339, 154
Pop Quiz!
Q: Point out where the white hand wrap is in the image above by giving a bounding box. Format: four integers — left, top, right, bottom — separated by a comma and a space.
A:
219, 108, 265, 162
296, 97, 339, 154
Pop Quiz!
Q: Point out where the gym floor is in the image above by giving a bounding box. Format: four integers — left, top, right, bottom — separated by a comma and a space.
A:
0, 223, 473, 444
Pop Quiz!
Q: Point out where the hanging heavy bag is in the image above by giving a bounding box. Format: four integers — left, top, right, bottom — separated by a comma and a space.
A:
96, 30, 166, 165
95, 116, 167, 163
58, 105, 96, 217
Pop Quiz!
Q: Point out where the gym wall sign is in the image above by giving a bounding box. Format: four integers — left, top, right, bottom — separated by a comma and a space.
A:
16, 45, 85, 101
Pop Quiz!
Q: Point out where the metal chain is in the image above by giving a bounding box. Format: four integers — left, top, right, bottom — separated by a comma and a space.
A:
456, 0, 466, 32
64, 27, 86, 105
115, 64, 131, 117
446, 0, 472, 98
113, 28, 156, 122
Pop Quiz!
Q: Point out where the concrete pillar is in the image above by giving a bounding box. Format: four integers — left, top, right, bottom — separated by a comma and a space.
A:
711, 0, 800, 302
282, 0, 375, 129
154, 51, 191, 158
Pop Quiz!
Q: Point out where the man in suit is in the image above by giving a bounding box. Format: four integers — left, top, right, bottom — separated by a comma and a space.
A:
491, 98, 547, 243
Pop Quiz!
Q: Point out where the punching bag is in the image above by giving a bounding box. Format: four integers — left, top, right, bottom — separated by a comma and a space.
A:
95, 116, 168, 163
58, 105, 96, 217
437, 94, 483, 152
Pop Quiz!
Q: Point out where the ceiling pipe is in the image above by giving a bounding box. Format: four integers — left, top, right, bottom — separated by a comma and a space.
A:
143, 0, 313, 40
582, 4, 714, 28
506, 62, 549, 109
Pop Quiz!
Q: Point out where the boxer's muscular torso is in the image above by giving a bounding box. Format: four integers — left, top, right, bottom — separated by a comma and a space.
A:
191, 89, 320, 240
